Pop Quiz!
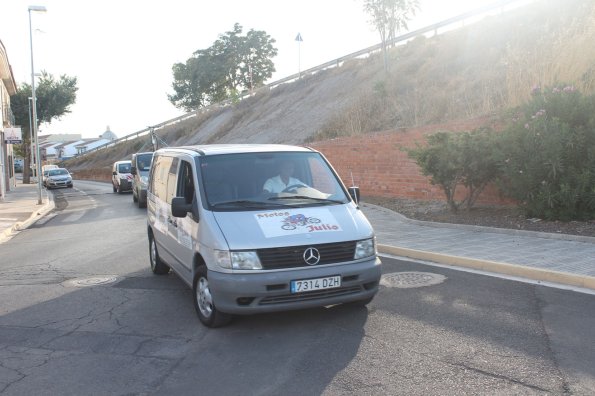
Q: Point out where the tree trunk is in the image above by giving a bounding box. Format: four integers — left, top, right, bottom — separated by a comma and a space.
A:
22, 143, 31, 184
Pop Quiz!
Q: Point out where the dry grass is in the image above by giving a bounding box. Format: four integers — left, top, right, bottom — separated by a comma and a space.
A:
314, 0, 595, 141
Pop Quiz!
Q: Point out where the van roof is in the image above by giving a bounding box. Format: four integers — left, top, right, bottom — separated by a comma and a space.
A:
155, 144, 315, 156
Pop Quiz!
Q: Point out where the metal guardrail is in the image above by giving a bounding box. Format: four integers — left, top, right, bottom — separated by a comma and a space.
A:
77, 0, 524, 158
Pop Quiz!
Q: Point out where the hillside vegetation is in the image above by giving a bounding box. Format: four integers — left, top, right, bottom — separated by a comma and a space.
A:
65, 0, 595, 172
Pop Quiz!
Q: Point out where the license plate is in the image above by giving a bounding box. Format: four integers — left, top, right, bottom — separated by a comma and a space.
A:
290, 275, 341, 293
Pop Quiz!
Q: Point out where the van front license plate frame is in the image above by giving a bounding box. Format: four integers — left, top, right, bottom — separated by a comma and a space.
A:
290, 275, 341, 293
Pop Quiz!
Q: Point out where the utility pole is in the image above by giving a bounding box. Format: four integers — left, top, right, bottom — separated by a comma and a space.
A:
149, 126, 157, 151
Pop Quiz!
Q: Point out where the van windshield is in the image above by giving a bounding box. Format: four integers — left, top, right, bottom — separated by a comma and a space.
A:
118, 163, 131, 173
198, 152, 350, 210
135, 153, 153, 173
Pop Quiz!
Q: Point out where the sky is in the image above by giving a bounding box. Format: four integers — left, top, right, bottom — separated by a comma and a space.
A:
1, 0, 521, 139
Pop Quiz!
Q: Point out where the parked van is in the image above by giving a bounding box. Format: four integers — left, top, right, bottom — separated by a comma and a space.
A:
111, 160, 132, 193
130, 152, 154, 208
41, 164, 59, 174
147, 144, 381, 327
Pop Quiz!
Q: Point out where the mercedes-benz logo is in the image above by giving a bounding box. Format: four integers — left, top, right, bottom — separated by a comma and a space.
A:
303, 247, 321, 265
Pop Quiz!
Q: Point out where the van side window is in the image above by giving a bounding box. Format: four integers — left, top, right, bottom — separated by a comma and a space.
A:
150, 155, 173, 201
177, 161, 195, 204
165, 158, 179, 205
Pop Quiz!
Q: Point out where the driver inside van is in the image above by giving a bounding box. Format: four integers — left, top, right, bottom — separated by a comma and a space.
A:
263, 160, 306, 193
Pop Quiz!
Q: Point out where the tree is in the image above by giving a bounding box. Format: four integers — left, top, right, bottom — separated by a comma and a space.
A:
363, 0, 420, 72
10, 71, 78, 184
169, 23, 278, 112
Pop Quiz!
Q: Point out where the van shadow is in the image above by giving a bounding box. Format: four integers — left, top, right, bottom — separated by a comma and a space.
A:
0, 267, 369, 395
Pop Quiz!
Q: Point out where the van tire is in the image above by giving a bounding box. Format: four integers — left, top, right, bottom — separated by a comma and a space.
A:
112, 184, 117, 193
133, 192, 138, 203
193, 266, 232, 328
149, 235, 169, 275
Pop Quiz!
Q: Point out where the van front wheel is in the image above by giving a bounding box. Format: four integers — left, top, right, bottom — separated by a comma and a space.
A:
193, 267, 232, 328
149, 236, 169, 275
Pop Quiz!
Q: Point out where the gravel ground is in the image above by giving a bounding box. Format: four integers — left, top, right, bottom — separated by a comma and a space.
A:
363, 196, 595, 238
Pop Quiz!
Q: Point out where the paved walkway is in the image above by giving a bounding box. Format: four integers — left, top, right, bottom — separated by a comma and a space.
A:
1, 181, 594, 292
362, 203, 595, 292
0, 182, 53, 244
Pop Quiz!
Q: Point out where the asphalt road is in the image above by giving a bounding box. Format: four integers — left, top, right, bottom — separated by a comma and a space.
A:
0, 180, 594, 395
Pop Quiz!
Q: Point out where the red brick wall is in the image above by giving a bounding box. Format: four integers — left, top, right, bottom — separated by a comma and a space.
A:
309, 117, 511, 205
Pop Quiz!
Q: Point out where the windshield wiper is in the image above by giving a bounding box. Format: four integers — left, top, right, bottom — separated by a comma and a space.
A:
268, 196, 345, 204
210, 200, 290, 208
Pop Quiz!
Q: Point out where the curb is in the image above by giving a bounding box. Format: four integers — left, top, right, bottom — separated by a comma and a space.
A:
362, 203, 595, 244
378, 244, 595, 292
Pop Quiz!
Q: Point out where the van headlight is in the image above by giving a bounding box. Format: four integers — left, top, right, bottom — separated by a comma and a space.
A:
140, 176, 149, 187
215, 250, 262, 270
354, 238, 376, 259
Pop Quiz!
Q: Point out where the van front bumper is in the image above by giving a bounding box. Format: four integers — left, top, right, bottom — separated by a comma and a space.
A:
118, 179, 132, 191
207, 257, 381, 315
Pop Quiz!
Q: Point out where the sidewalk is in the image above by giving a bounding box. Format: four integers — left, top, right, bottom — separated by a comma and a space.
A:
1, 184, 594, 292
0, 181, 54, 244
362, 203, 595, 292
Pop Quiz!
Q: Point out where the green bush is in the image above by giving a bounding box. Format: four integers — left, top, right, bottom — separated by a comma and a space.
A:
407, 128, 500, 212
497, 85, 595, 220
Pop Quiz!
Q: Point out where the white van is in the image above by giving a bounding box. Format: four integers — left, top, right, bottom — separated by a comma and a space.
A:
147, 145, 381, 327
111, 160, 132, 193
42, 164, 59, 173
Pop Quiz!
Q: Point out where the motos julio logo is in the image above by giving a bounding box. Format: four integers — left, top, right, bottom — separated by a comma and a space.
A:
255, 209, 342, 238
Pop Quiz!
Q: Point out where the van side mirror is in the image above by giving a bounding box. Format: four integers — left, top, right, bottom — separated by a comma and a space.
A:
131, 166, 137, 175
112, 171, 117, 176
348, 186, 360, 204
171, 197, 191, 218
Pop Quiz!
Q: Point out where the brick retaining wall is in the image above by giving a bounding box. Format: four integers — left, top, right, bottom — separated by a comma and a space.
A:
309, 117, 511, 205
73, 168, 112, 183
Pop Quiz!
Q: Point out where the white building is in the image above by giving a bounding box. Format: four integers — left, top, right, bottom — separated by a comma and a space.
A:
1, 39, 18, 199
40, 142, 63, 162
74, 138, 111, 155
55, 140, 86, 159
100, 126, 117, 141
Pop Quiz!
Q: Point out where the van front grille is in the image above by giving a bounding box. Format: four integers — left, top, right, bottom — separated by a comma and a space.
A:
257, 241, 356, 269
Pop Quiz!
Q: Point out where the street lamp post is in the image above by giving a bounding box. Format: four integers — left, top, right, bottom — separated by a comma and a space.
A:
295, 33, 303, 80
28, 97, 35, 183
28, 4, 46, 205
